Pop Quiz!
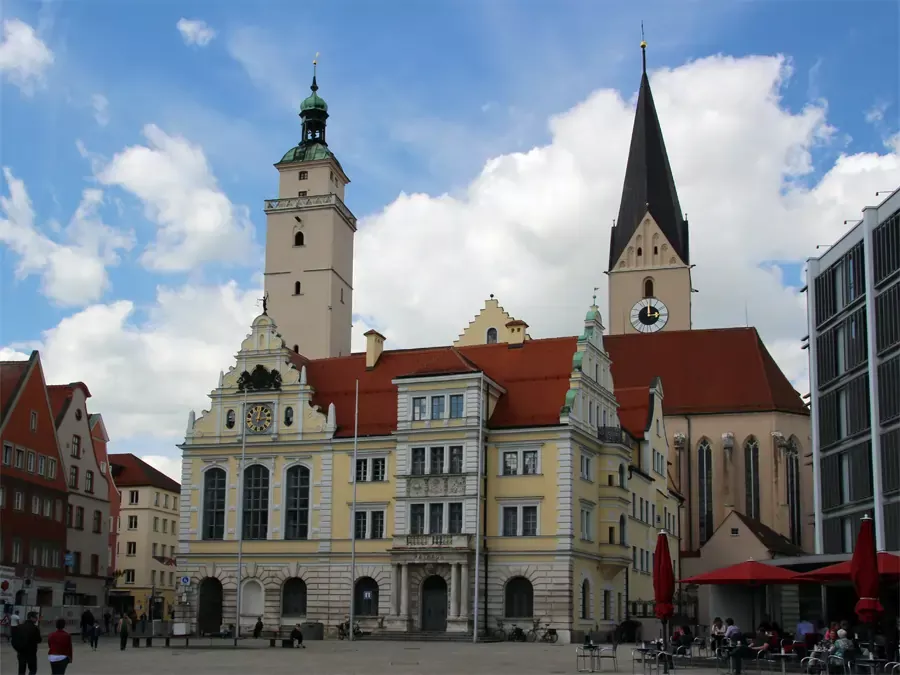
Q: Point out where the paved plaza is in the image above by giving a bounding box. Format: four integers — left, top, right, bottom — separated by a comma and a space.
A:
0, 638, 702, 675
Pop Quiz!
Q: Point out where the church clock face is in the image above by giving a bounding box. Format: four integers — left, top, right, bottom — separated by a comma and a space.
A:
245, 404, 273, 433
630, 298, 669, 333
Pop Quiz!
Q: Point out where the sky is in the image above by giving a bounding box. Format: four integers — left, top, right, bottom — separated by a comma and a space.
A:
1, 0, 898, 482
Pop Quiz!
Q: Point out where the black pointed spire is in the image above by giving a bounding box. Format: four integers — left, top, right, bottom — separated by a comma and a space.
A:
608, 38, 690, 270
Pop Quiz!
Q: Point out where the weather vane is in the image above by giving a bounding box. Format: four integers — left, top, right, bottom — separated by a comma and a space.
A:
260, 292, 269, 314
593, 287, 599, 305
313, 52, 319, 74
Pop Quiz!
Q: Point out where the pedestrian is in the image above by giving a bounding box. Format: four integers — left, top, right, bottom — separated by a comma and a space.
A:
290, 623, 306, 648
118, 614, 130, 651
103, 612, 111, 635
80, 609, 94, 643
253, 616, 263, 639
139, 612, 146, 635
47, 618, 73, 674
11, 611, 41, 675
11, 610, 22, 629
90, 621, 100, 650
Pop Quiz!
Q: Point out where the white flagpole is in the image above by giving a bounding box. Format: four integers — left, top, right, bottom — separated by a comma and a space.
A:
348, 379, 360, 641
235, 388, 248, 639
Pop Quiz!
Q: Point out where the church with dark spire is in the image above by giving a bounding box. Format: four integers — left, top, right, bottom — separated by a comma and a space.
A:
607, 41, 693, 336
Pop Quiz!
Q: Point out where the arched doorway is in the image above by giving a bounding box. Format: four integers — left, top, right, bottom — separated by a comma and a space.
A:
197, 577, 223, 636
421, 575, 448, 632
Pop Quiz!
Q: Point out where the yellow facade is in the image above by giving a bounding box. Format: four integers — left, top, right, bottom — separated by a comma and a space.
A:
175, 304, 681, 644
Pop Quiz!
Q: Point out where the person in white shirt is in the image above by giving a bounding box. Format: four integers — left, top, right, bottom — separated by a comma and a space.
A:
10, 611, 21, 628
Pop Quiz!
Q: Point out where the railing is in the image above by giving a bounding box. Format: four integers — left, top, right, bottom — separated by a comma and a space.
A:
597, 425, 637, 448
394, 534, 473, 549
263, 193, 356, 226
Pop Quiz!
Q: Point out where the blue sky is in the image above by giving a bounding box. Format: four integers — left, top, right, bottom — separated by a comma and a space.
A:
1, 0, 898, 473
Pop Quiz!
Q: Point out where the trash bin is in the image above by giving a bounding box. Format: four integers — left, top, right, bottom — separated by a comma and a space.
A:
152, 619, 164, 636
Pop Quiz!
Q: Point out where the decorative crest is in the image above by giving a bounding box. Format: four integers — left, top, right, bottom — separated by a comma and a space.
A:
237, 364, 282, 392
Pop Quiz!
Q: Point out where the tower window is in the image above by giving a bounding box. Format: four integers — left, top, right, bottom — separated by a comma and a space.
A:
298, 171, 308, 180
293, 345, 299, 353
643, 278, 654, 298
637, 247, 643, 256
294, 231, 305, 247
298, 191, 307, 197
653, 246, 658, 255
486, 328, 498, 344
294, 281, 302, 295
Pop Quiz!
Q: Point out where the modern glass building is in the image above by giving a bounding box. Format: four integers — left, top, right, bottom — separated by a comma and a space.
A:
805, 187, 900, 554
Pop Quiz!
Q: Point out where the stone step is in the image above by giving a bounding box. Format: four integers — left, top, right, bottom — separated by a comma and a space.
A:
356, 631, 502, 643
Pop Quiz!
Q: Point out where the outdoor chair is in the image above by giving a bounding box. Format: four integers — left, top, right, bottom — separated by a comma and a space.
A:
576, 639, 601, 673
597, 632, 621, 671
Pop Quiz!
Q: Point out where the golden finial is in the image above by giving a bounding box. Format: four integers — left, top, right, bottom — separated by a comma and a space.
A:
640, 23, 647, 73
313, 52, 319, 75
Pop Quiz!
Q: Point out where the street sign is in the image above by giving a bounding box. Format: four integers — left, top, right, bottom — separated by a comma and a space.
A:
64, 553, 74, 567
179, 576, 190, 586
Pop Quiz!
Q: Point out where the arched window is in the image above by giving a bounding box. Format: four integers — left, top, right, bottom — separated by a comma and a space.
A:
744, 437, 760, 520
637, 246, 643, 256
240, 579, 264, 617
504, 576, 534, 618
653, 246, 658, 255
293, 345, 299, 353
787, 437, 802, 546
354, 577, 379, 616
486, 327, 498, 344
85, 470, 94, 493
294, 281, 301, 295
618, 464, 626, 488
225, 410, 235, 429
643, 278, 654, 298
284, 465, 310, 540
284, 407, 294, 427
294, 231, 304, 246
242, 465, 269, 540
580, 579, 590, 619
698, 440, 713, 544
619, 514, 627, 545
203, 468, 226, 540
282, 578, 307, 616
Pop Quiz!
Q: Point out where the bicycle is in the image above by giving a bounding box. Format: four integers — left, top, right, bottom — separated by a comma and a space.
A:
526, 618, 559, 643
508, 623, 527, 642
493, 618, 507, 641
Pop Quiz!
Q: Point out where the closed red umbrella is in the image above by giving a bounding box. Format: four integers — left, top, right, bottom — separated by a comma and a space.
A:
797, 552, 900, 583
653, 531, 676, 672
850, 515, 883, 624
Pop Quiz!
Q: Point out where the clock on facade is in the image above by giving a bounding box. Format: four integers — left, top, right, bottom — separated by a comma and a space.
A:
245, 404, 274, 433
630, 298, 669, 333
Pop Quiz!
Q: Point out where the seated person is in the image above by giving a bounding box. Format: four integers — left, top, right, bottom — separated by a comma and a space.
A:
829, 629, 856, 661
290, 624, 306, 649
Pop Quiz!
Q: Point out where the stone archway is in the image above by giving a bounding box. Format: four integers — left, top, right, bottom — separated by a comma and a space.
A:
197, 577, 223, 635
420, 575, 448, 632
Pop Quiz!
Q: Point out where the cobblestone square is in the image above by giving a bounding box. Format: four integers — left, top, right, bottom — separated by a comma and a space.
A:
0, 637, 674, 675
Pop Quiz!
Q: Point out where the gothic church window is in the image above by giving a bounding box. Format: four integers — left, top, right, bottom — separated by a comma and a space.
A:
294, 281, 302, 295
744, 437, 760, 520
284, 465, 310, 540
225, 410, 235, 429
698, 440, 713, 544
242, 465, 269, 540
202, 468, 226, 540
294, 231, 304, 247
653, 246, 658, 255
644, 278, 654, 298
486, 328, 498, 344
637, 247, 643, 256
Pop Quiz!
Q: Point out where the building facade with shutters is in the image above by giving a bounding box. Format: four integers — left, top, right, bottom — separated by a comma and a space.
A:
805, 186, 900, 554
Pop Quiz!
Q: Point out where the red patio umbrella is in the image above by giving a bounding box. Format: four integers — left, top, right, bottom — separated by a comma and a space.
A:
796, 552, 900, 583
653, 531, 676, 672
850, 515, 883, 624
679, 559, 800, 585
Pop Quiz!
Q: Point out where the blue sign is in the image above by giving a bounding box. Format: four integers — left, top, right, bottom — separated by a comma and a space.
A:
64, 553, 74, 567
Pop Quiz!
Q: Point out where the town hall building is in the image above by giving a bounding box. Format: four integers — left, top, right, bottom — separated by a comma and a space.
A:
174, 47, 812, 640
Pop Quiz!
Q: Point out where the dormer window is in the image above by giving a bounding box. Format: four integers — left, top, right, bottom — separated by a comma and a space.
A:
486, 328, 498, 344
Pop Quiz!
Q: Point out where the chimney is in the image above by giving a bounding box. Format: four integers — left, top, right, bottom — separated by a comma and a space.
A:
505, 320, 528, 346
364, 330, 386, 369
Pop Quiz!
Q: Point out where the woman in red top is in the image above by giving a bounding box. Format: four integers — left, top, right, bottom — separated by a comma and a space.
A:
47, 618, 73, 674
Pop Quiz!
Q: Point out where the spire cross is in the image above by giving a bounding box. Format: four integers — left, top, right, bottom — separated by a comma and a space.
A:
640, 22, 647, 74
311, 52, 320, 91
593, 287, 599, 305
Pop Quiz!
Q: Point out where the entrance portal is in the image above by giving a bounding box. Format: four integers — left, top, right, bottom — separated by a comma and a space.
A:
421, 575, 448, 632
197, 577, 223, 636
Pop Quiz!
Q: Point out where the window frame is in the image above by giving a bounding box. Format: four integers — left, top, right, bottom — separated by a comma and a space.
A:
498, 447, 540, 476
449, 394, 465, 419
407, 500, 464, 535
499, 501, 540, 537
351, 506, 387, 539
579, 452, 593, 481
202, 466, 227, 541
284, 464, 311, 541
411, 397, 427, 421
241, 463, 270, 541
353, 455, 388, 483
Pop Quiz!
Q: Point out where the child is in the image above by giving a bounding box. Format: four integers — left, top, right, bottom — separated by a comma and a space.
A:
90, 621, 100, 650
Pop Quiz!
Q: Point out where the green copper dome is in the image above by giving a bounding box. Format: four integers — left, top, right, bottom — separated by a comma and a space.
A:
301, 91, 328, 112
585, 306, 600, 321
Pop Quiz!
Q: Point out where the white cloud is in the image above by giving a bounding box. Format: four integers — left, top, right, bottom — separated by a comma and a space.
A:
0, 18, 53, 95
94, 124, 258, 271
176, 18, 216, 47
140, 455, 183, 482
0, 168, 135, 306
5, 52, 900, 459
91, 94, 110, 126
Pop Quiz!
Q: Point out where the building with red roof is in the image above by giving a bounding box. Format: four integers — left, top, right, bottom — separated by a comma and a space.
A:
89, 414, 119, 581
0, 352, 69, 606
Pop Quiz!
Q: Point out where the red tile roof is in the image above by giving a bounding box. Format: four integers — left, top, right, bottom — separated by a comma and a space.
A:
0, 357, 31, 423
615, 386, 652, 439
109, 453, 180, 493
296, 336, 577, 438
46, 383, 92, 426
605, 328, 808, 416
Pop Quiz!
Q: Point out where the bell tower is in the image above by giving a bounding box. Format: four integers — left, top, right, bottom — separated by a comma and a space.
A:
263, 59, 356, 359
607, 40, 692, 336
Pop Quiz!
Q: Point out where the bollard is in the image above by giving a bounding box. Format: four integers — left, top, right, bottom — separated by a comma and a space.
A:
165, 637, 170, 647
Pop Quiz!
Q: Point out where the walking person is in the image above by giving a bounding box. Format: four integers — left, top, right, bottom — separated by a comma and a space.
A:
47, 618, 73, 674
89, 621, 100, 650
118, 614, 130, 650
11, 611, 42, 675
79, 609, 94, 643
103, 612, 111, 635
252, 616, 264, 639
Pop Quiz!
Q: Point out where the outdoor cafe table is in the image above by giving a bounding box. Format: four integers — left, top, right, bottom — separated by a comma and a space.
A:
768, 651, 797, 674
